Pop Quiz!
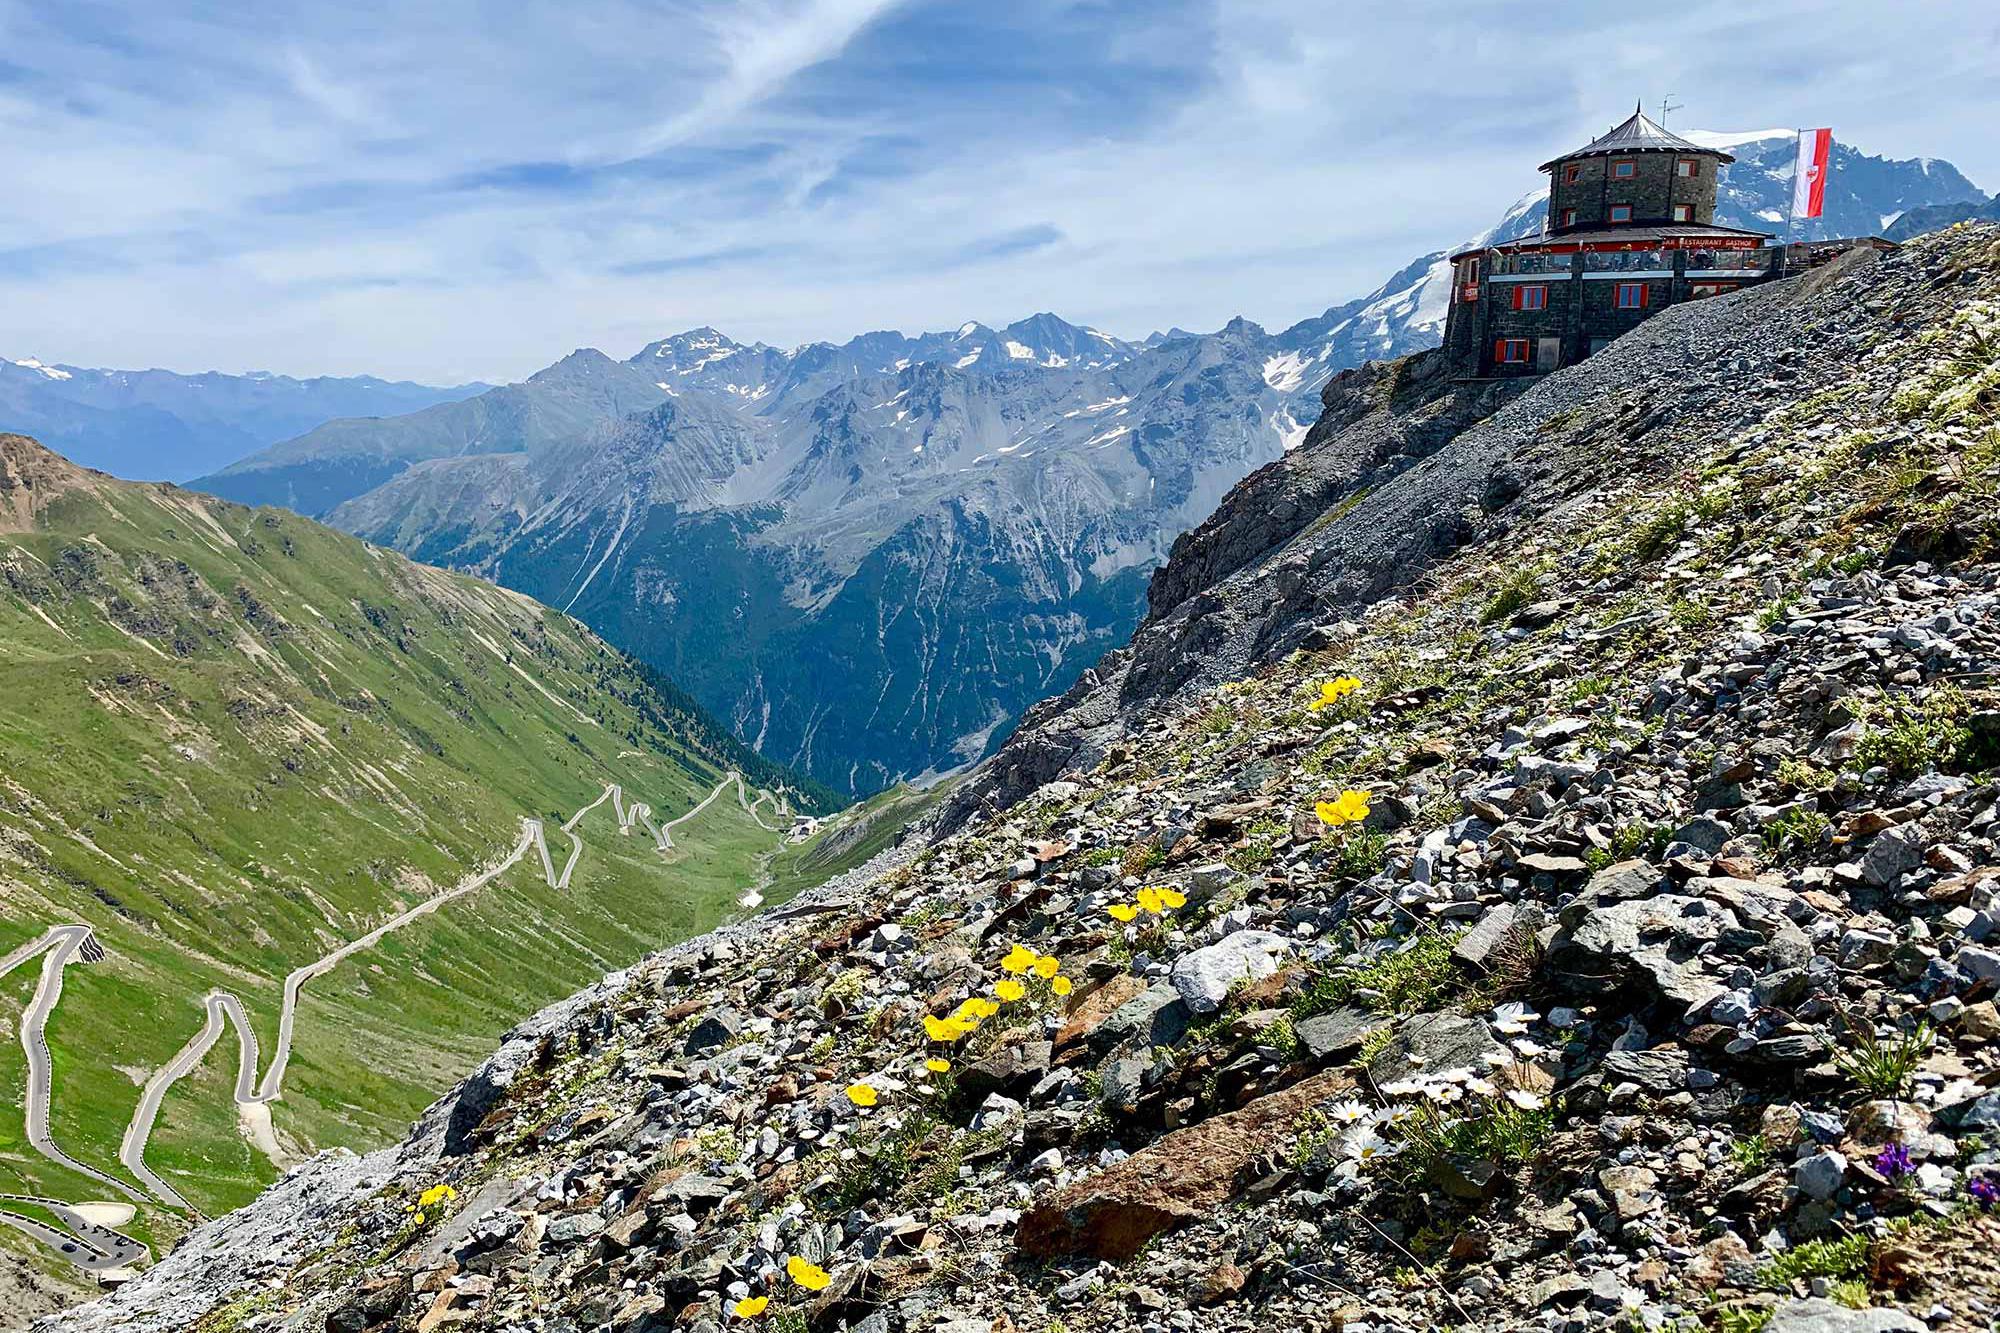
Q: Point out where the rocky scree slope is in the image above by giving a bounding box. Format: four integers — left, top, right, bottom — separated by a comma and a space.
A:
47, 223, 2000, 1333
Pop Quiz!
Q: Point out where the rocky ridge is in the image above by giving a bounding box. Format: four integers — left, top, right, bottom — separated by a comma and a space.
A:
42, 224, 2000, 1333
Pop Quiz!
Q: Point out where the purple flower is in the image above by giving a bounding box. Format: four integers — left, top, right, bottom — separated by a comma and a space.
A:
1875, 1142, 1914, 1179
1970, 1175, 2000, 1209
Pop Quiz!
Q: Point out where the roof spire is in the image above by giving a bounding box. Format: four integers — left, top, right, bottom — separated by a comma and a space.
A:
1635, 98, 1645, 115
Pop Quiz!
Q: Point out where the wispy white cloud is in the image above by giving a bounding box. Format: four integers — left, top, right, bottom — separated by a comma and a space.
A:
0, 0, 1993, 382
611, 0, 908, 161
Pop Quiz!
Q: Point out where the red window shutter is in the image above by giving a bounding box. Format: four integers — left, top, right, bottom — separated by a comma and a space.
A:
1494, 339, 1506, 364
1510, 286, 1522, 311
1640, 283, 1651, 308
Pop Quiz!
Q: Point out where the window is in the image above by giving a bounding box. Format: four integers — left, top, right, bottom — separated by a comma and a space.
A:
1611, 160, 1637, 179
1495, 338, 1532, 365
1615, 282, 1649, 310
1559, 208, 1577, 228
1672, 203, 1694, 223
1690, 281, 1739, 299
1676, 158, 1700, 178
1608, 204, 1633, 223
1511, 284, 1548, 311
1564, 163, 1582, 185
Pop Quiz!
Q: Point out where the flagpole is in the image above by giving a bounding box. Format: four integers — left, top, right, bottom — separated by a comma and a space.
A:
1783, 127, 1799, 270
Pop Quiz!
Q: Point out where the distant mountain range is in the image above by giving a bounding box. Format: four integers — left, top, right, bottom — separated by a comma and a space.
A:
170, 129, 1991, 796
0, 360, 487, 482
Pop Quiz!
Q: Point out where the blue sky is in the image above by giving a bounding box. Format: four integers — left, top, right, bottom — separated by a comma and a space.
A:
1, 0, 1996, 383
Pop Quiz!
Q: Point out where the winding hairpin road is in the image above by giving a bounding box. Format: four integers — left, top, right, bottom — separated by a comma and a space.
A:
5, 771, 778, 1265
0, 926, 144, 1203
0, 1194, 147, 1276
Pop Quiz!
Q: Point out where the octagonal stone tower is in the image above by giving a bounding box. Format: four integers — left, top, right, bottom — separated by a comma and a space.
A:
1544, 103, 1733, 233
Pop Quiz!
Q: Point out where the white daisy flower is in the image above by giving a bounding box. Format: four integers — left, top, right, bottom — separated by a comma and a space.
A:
1465, 1077, 1498, 1097
1328, 1098, 1371, 1125
1345, 1131, 1402, 1165
1511, 1038, 1548, 1059
1505, 1089, 1546, 1110
1479, 1050, 1512, 1068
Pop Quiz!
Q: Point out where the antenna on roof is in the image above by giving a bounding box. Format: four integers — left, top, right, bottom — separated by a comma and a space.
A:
1659, 94, 1685, 126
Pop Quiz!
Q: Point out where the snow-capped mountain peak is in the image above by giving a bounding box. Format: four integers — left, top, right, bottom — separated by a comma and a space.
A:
4, 356, 74, 381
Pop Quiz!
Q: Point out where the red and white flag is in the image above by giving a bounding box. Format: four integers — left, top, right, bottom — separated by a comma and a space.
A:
1791, 128, 1833, 220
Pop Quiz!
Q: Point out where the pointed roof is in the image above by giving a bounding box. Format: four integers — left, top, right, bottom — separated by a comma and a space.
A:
1539, 103, 1735, 172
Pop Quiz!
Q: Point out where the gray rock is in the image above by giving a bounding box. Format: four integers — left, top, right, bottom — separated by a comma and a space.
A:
1368, 1011, 1505, 1084
1169, 930, 1294, 1015
1089, 983, 1194, 1053
1794, 1149, 1847, 1202
1601, 1047, 1690, 1094
1453, 903, 1526, 967
546, 1211, 605, 1245
1673, 816, 1731, 855
1294, 1007, 1390, 1062
1763, 1297, 1924, 1332
1548, 894, 1735, 1008
683, 1008, 745, 1056
1860, 826, 1925, 888
1099, 1057, 1149, 1113
957, 1040, 1053, 1102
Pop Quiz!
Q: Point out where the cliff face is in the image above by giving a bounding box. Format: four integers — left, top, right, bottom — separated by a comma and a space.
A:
43, 225, 2000, 1333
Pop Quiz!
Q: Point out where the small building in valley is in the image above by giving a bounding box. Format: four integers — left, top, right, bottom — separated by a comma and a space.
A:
1442, 105, 1782, 378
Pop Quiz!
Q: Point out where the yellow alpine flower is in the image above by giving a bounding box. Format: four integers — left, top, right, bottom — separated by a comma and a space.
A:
1307, 677, 1363, 712
951, 997, 997, 1027
1000, 944, 1038, 974
994, 978, 1026, 1003
925, 1058, 951, 1073
923, 1014, 954, 1042
734, 1295, 769, 1318
1051, 975, 1073, 997
1033, 954, 1061, 979
1107, 902, 1139, 923
1155, 887, 1187, 910
786, 1256, 832, 1291
844, 1084, 879, 1108
417, 1183, 457, 1209
1315, 789, 1373, 828
1136, 886, 1163, 914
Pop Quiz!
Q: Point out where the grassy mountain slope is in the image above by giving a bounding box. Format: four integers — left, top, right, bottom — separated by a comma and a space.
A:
0, 434, 810, 1243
